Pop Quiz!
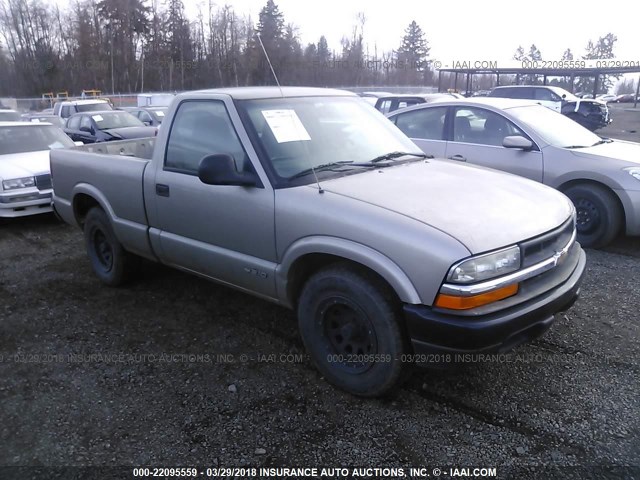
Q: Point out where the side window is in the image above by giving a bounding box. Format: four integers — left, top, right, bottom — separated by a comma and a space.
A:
535, 88, 561, 102
80, 116, 93, 131
61, 106, 70, 118
165, 100, 250, 174
139, 111, 152, 123
377, 99, 392, 114
67, 115, 81, 130
395, 107, 448, 140
512, 87, 534, 99
453, 108, 527, 146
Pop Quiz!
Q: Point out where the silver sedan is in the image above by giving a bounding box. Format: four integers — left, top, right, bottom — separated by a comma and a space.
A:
386, 98, 640, 248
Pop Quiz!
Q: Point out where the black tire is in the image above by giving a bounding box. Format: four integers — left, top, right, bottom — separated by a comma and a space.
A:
563, 184, 622, 248
297, 264, 408, 397
83, 207, 136, 286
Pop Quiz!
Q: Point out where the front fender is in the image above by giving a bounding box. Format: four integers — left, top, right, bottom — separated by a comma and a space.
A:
276, 235, 422, 306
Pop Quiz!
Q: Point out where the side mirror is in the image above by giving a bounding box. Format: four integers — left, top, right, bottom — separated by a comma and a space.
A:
143, 120, 152, 126
503, 135, 533, 151
198, 154, 258, 187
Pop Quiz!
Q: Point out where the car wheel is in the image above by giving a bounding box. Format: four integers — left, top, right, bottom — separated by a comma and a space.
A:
84, 207, 136, 286
564, 184, 622, 248
297, 263, 407, 397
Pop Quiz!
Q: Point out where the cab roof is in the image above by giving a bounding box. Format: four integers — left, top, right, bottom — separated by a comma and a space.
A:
188, 86, 356, 100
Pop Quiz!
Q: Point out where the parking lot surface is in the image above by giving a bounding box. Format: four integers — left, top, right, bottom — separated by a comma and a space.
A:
1, 105, 639, 478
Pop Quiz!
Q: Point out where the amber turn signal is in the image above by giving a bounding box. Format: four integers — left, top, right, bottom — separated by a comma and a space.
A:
435, 283, 519, 310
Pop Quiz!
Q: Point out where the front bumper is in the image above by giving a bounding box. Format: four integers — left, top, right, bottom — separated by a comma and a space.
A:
404, 247, 586, 358
0, 188, 53, 218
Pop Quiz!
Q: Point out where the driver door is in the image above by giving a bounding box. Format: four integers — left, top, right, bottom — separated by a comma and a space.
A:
146, 98, 278, 299
445, 106, 543, 182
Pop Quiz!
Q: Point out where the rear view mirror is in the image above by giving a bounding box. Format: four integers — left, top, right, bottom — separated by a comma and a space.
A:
198, 154, 258, 187
503, 136, 533, 151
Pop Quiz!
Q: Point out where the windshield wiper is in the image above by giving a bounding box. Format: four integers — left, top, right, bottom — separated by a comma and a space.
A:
367, 151, 430, 163
563, 145, 588, 149
288, 161, 362, 180
592, 138, 613, 146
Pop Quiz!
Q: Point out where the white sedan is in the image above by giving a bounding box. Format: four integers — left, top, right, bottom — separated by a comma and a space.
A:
0, 122, 76, 218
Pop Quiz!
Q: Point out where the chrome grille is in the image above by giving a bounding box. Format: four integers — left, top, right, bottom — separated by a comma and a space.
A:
520, 218, 575, 269
35, 174, 52, 190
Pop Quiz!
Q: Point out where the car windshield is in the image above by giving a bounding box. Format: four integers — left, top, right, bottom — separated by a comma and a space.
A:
0, 125, 75, 155
508, 104, 601, 148
237, 96, 423, 180
92, 112, 144, 130
0, 111, 21, 121
77, 102, 112, 113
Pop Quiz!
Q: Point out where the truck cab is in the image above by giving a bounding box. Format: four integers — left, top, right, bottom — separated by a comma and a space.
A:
53, 99, 113, 120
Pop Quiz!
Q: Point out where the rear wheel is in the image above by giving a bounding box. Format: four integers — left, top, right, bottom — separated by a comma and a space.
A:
564, 184, 622, 248
297, 264, 407, 397
84, 207, 137, 286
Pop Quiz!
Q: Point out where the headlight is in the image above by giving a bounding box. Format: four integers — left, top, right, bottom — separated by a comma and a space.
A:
447, 245, 521, 284
2, 177, 36, 190
624, 167, 640, 181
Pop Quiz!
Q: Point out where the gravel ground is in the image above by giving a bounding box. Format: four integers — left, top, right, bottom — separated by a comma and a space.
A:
1, 215, 638, 479
1, 106, 639, 479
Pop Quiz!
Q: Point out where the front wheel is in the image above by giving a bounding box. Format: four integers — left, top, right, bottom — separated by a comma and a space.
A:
84, 207, 137, 286
564, 184, 622, 248
297, 264, 407, 397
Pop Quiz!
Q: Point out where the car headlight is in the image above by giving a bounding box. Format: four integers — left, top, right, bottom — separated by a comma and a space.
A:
446, 245, 521, 284
624, 167, 640, 182
2, 177, 36, 190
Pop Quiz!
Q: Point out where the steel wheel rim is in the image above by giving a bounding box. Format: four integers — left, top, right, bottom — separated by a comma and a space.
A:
93, 229, 113, 271
319, 297, 378, 374
575, 198, 601, 234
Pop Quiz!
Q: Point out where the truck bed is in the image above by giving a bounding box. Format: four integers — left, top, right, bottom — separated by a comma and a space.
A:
74, 138, 156, 159
50, 140, 155, 258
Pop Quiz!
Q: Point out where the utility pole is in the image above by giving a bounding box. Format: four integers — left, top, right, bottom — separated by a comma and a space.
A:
106, 22, 115, 95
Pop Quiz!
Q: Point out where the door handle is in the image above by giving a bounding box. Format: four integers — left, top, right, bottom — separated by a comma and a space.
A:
156, 184, 170, 197
448, 154, 467, 162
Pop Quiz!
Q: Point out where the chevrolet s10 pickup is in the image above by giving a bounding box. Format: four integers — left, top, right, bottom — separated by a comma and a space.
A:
51, 87, 586, 396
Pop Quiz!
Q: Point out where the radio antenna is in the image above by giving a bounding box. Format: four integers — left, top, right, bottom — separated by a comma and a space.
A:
256, 33, 323, 193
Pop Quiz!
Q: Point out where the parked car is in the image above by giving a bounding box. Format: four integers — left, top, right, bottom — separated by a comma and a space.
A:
52, 99, 113, 120
0, 110, 22, 122
0, 121, 75, 218
596, 94, 618, 104
126, 106, 168, 126
374, 93, 461, 114
51, 87, 585, 396
614, 94, 635, 103
387, 97, 640, 248
24, 114, 66, 128
64, 111, 157, 143
488, 85, 610, 131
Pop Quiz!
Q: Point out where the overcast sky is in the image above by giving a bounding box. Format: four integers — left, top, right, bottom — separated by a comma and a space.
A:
187, 0, 639, 62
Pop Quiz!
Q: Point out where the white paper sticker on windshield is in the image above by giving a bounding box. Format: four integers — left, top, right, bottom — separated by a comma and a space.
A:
156, 111, 165, 117
48, 141, 65, 150
261, 109, 311, 143
92, 115, 104, 122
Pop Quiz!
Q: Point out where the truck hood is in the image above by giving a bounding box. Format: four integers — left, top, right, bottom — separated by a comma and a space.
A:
103, 126, 157, 139
0, 150, 50, 179
569, 139, 640, 165
318, 159, 573, 253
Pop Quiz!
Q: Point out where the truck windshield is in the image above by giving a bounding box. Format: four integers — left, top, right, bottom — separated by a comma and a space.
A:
77, 103, 112, 113
509, 104, 601, 148
92, 112, 144, 130
0, 125, 75, 155
237, 96, 423, 180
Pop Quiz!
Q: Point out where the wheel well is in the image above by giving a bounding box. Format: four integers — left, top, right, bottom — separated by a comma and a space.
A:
559, 179, 626, 233
287, 253, 400, 309
73, 194, 101, 226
